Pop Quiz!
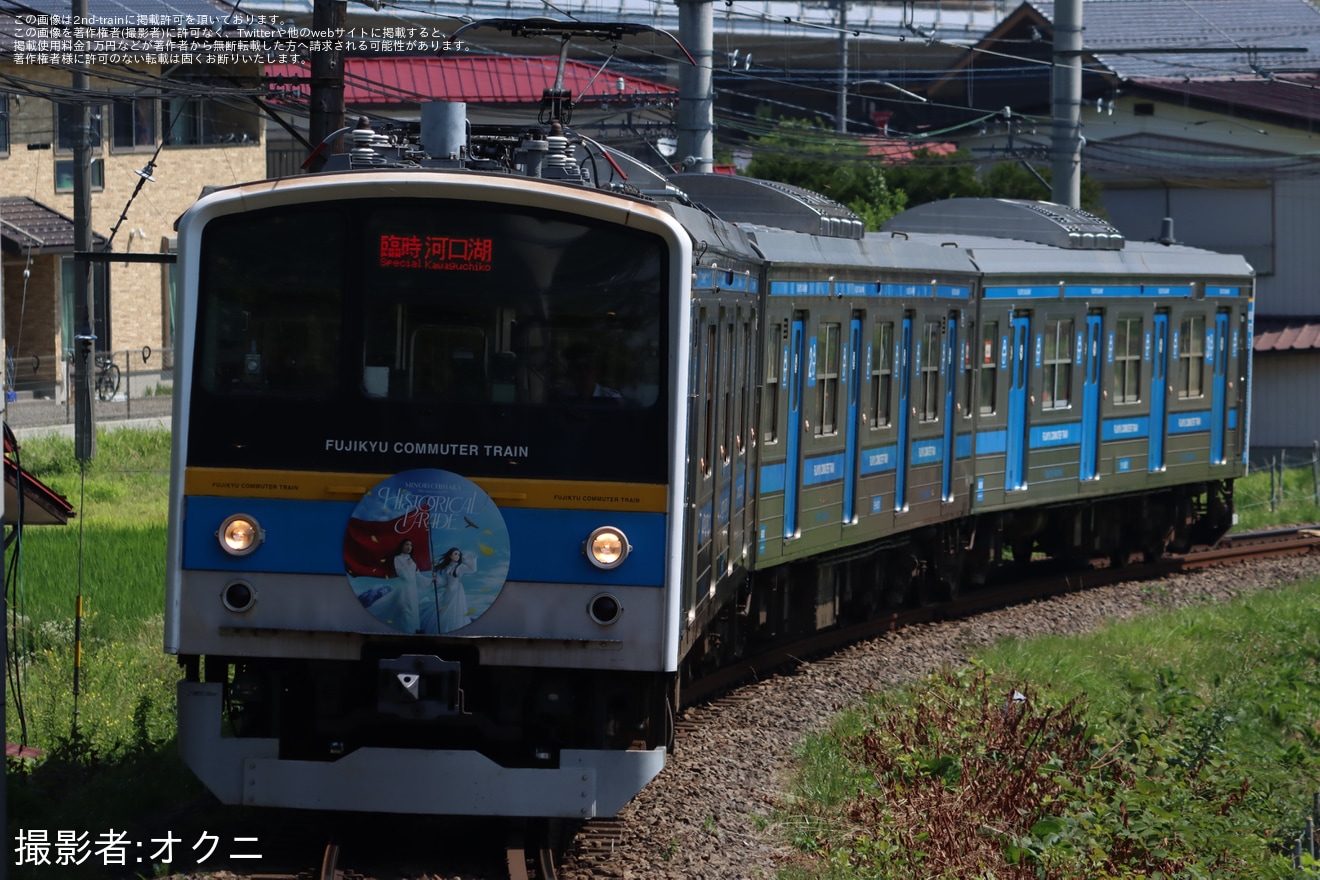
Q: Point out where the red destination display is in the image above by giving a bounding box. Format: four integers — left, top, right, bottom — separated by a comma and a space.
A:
379, 234, 494, 271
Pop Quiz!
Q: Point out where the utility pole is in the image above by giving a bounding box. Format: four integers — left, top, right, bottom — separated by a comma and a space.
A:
835, 0, 848, 133
1050, 0, 1082, 208
72, 0, 95, 462
308, 0, 346, 156
676, 0, 713, 172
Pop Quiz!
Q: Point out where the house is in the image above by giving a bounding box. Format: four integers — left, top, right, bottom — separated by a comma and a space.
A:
926, 0, 1320, 459
0, 0, 266, 401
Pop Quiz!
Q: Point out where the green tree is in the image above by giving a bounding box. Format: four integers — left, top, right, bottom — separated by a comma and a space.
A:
744, 118, 907, 230
880, 148, 985, 206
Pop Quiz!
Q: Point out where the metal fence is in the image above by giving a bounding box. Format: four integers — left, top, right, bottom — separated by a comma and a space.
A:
3, 346, 174, 433
1293, 793, 1319, 872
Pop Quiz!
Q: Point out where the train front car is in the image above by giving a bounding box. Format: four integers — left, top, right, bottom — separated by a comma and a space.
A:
166, 171, 692, 819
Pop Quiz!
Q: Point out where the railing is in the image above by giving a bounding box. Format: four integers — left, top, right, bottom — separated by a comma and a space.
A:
2, 347, 175, 430
62, 346, 175, 422
1292, 792, 1318, 872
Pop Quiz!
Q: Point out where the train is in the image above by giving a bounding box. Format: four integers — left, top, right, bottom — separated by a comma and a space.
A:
165, 51, 1254, 828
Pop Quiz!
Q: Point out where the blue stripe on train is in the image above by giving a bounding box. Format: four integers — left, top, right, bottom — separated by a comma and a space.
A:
181, 496, 667, 586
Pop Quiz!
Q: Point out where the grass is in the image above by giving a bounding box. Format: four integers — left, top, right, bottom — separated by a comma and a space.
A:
5, 429, 204, 879
777, 582, 1320, 879
1235, 458, 1320, 531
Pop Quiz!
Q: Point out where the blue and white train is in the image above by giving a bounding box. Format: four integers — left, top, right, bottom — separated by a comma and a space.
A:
166, 107, 1252, 823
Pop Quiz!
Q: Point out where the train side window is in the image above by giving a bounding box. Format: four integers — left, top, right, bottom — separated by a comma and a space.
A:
1113, 317, 1143, 404
978, 320, 998, 415
918, 320, 940, 423
1178, 314, 1206, 399
961, 324, 973, 419
871, 322, 893, 428
723, 321, 735, 462
739, 319, 752, 452
1042, 318, 1073, 410
703, 321, 717, 475
817, 322, 841, 435
765, 322, 781, 444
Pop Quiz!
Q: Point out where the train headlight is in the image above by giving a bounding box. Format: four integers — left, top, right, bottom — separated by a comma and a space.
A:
585, 526, 631, 570
218, 514, 264, 556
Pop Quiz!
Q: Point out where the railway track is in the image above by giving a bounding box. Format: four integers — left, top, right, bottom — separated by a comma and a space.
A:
198, 527, 1319, 880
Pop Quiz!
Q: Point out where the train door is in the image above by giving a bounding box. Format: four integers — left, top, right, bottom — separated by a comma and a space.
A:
1080, 312, 1103, 481
895, 313, 913, 511
714, 311, 733, 577
1210, 309, 1230, 464
1005, 312, 1031, 491
941, 311, 959, 501
843, 315, 863, 523
731, 312, 753, 563
1149, 310, 1169, 472
783, 315, 806, 538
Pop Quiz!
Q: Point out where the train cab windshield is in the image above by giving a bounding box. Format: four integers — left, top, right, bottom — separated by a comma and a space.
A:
189, 197, 669, 480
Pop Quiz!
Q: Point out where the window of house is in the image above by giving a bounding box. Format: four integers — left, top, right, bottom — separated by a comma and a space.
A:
162, 88, 259, 146
978, 320, 998, 415
60, 257, 110, 356
918, 320, 940, 422
0, 94, 10, 156
1113, 317, 1142, 404
1178, 315, 1206, 399
55, 101, 103, 152
816, 322, 840, 434
1042, 318, 1073, 410
112, 97, 157, 150
54, 159, 105, 193
870, 321, 892, 428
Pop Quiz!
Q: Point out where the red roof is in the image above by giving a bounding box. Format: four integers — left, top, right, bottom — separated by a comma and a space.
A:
1254, 317, 1320, 352
267, 56, 676, 107
864, 138, 958, 162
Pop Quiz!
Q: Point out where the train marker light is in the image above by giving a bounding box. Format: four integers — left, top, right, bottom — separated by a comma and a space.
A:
588, 592, 623, 625
221, 580, 257, 612
218, 514, 264, 556
585, 526, 631, 570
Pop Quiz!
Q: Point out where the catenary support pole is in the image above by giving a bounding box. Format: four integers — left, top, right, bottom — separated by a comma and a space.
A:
1051, 0, 1082, 208
676, 0, 714, 173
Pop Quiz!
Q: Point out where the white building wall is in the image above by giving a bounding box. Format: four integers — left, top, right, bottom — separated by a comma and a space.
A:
1269, 176, 1320, 317
1251, 352, 1320, 455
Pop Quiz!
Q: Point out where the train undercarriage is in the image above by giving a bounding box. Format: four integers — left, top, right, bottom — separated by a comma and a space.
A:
687, 479, 1235, 676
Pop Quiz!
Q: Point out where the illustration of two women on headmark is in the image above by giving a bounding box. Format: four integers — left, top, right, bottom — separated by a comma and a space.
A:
392, 542, 477, 634
343, 469, 513, 635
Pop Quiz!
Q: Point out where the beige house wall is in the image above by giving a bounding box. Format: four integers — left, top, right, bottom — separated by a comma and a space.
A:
0, 62, 265, 396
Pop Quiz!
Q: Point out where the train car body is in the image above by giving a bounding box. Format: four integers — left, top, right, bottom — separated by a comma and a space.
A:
167, 113, 1253, 823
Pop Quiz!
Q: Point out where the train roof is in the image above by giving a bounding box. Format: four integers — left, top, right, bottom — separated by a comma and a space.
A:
895, 231, 1256, 283
739, 224, 983, 277
880, 197, 1255, 283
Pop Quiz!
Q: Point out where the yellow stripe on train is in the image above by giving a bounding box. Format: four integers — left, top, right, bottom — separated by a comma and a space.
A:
183, 468, 669, 512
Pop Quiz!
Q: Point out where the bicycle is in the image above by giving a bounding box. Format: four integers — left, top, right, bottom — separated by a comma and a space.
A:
94, 352, 121, 402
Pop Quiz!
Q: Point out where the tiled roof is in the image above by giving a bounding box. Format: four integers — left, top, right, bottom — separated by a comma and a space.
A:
0, 0, 247, 52
266, 56, 677, 107
864, 138, 959, 161
0, 197, 107, 255
1254, 317, 1320, 352
1028, 0, 1320, 81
